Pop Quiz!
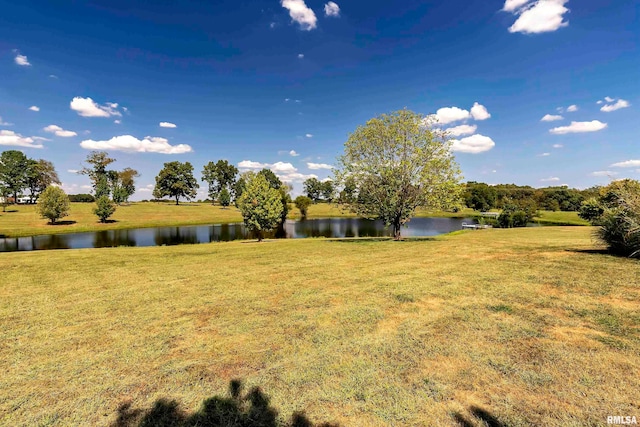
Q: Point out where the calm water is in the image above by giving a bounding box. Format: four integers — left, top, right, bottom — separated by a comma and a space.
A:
0, 217, 474, 252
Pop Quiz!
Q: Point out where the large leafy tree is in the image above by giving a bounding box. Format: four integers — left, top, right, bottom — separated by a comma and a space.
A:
80, 151, 115, 199
201, 160, 238, 203
237, 172, 283, 242
464, 181, 497, 212
303, 177, 322, 202
335, 109, 462, 240
26, 159, 61, 203
153, 161, 199, 205
258, 168, 290, 222
0, 150, 30, 203
109, 167, 139, 204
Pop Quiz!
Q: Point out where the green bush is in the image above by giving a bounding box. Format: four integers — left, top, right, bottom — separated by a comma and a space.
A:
94, 196, 116, 223
582, 180, 640, 258
219, 188, 231, 208
36, 186, 70, 224
294, 195, 312, 218
68, 193, 95, 203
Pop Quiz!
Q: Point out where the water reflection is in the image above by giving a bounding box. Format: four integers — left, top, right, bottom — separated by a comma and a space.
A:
0, 217, 473, 252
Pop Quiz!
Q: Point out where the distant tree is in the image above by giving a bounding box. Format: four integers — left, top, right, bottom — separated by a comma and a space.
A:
81, 151, 115, 199
335, 109, 462, 240
303, 177, 322, 202
464, 182, 497, 212
219, 188, 231, 208
26, 159, 61, 203
0, 150, 30, 204
0, 184, 11, 212
109, 167, 139, 204
337, 176, 357, 204
94, 195, 116, 223
294, 195, 312, 218
233, 177, 246, 205
237, 172, 284, 242
153, 161, 199, 205
36, 186, 70, 224
202, 160, 238, 202
321, 180, 335, 202
68, 194, 95, 203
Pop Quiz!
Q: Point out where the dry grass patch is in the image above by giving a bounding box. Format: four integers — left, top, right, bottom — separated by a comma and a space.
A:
1, 227, 638, 426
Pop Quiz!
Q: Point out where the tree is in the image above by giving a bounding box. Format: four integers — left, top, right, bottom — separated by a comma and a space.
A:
321, 180, 335, 202
335, 109, 462, 240
202, 160, 238, 202
0, 150, 29, 204
294, 196, 312, 218
337, 176, 357, 204
579, 179, 640, 258
36, 186, 70, 224
94, 195, 116, 223
233, 176, 246, 205
109, 167, 139, 204
81, 151, 115, 198
236, 172, 284, 242
303, 177, 322, 202
153, 161, 199, 205
219, 188, 231, 208
464, 182, 497, 212
257, 168, 282, 190
26, 159, 61, 203
258, 168, 289, 222
0, 184, 11, 212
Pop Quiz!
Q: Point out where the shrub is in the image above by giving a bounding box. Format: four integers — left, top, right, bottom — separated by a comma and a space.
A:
583, 180, 640, 258
36, 186, 70, 224
294, 195, 312, 218
219, 188, 231, 208
94, 196, 116, 223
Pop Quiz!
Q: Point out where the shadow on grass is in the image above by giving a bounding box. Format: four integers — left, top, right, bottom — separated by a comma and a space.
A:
330, 237, 437, 244
48, 220, 77, 226
97, 219, 118, 224
453, 406, 505, 427
565, 248, 610, 255
111, 379, 340, 427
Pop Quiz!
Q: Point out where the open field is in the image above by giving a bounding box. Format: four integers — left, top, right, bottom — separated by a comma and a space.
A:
1, 227, 638, 426
0, 202, 584, 238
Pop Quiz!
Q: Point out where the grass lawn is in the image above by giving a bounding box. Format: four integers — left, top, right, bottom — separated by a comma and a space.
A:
0, 202, 478, 238
533, 210, 590, 226
1, 227, 638, 426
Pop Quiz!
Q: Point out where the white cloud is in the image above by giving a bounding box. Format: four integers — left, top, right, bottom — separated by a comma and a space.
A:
14, 53, 31, 66
289, 150, 299, 156
600, 99, 630, 113
271, 162, 297, 173
470, 102, 491, 120
70, 96, 122, 118
298, 53, 304, 59
270, 22, 276, 29
503, 0, 531, 12
305, 133, 313, 138
43, 125, 77, 138
433, 107, 471, 125
539, 152, 551, 156
446, 124, 477, 137
114, 120, 121, 124
80, 135, 192, 154
279, 172, 318, 183
159, 122, 177, 128
541, 176, 560, 182
566, 104, 578, 112
29, 106, 40, 112
541, 114, 563, 122
552, 144, 563, 148
281, 0, 317, 31
605, 96, 615, 103
591, 171, 617, 177
32, 136, 51, 142
0, 130, 43, 148
451, 134, 495, 154
549, 120, 607, 134
49, 74, 58, 79
596, 100, 603, 105
67, 169, 79, 174
238, 160, 269, 169
324, 1, 341, 17
307, 162, 333, 170
0, 116, 12, 126
507, 0, 570, 34
611, 160, 640, 168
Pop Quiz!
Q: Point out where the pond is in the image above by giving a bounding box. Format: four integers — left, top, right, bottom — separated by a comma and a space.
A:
0, 217, 475, 252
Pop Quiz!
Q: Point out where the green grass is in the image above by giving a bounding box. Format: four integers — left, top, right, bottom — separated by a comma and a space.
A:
1, 227, 638, 426
533, 210, 589, 226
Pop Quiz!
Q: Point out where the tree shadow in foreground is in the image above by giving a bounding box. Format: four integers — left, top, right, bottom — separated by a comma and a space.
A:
453, 405, 505, 427
48, 220, 77, 226
111, 379, 340, 427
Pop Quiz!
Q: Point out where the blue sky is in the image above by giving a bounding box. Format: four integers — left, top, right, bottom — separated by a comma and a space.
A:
0, 0, 638, 199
